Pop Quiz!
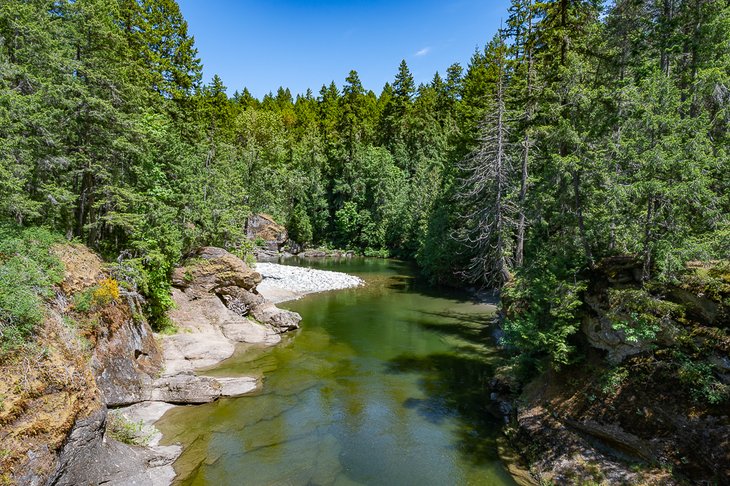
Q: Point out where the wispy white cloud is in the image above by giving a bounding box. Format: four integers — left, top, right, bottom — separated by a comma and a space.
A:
415, 47, 431, 57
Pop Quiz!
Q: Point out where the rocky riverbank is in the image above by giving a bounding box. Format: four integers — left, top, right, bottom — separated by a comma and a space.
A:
47, 247, 366, 485
496, 258, 730, 485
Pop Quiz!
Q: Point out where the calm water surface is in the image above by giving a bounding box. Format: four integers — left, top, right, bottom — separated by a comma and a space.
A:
157, 258, 516, 486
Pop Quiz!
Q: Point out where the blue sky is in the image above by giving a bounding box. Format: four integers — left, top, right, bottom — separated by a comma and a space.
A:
177, 0, 512, 98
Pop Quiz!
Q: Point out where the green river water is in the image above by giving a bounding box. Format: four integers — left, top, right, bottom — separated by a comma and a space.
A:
157, 258, 517, 486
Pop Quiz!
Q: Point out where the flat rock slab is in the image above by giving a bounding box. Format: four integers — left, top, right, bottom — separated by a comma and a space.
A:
212, 376, 259, 396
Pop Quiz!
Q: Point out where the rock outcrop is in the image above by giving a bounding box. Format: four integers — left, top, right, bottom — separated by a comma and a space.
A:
50, 406, 179, 486
92, 299, 164, 406
162, 247, 301, 375
246, 213, 288, 251
506, 258, 730, 485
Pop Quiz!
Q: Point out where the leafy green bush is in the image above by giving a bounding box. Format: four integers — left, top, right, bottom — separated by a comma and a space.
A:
502, 267, 587, 369
677, 358, 729, 405
72, 278, 120, 313
288, 205, 313, 245
364, 247, 389, 258
599, 367, 629, 396
0, 225, 63, 352
109, 252, 173, 330
72, 287, 96, 313
606, 289, 683, 343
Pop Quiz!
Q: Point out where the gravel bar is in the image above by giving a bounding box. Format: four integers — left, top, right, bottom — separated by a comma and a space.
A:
255, 262, 364, 303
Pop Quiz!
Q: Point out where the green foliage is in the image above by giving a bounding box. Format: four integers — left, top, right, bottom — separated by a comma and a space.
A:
363, 247, 390, 259
677, 358, 729, 405
502, 265, 587, 368
599, 367, 629, 396
0, 225, 63, 352
72, 288, 96, 314
0, 0, 727, 371
606, 289, 683, 343
287, 205, 313, 245
72, 278, 120, 313
106, 411, 151, 446
335, 201, 361, 247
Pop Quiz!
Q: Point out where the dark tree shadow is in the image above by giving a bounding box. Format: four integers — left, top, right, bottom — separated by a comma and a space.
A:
386, 352, 504, 465
384, 308, 508, 466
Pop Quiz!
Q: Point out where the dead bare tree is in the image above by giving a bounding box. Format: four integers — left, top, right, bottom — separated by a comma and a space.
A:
456, 35, 516, 288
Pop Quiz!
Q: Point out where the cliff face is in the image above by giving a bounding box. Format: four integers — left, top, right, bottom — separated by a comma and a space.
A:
0, 244, 166, 484
506, 259, 730, 484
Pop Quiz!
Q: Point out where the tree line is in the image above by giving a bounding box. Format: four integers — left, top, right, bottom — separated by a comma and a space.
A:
1, 0, 728, 363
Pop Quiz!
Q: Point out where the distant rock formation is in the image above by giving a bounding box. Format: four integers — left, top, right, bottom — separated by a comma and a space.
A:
246, 213, 288, 251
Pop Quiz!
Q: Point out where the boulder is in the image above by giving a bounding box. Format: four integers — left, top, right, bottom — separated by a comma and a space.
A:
217, 285, 300, 333
300, 249, 328, 258
49, 407, 179, 486
246, 213, 288, 250
171, 246, 261, 293
250, 301, 301, 333
163, 248, 298, 375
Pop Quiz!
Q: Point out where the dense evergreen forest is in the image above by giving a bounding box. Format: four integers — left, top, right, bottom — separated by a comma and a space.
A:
1, 0, 729, 370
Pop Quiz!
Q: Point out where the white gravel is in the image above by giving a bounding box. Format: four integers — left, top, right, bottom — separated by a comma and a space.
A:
255, 262, 364, 302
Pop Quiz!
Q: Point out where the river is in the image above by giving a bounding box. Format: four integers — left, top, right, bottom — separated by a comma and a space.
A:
157, 258, 517, 485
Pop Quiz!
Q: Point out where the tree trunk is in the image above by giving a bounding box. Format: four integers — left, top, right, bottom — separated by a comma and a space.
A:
515, 0, 534, 268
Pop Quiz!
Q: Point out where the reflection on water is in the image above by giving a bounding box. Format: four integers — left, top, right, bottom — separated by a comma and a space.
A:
157, 258, 517, 485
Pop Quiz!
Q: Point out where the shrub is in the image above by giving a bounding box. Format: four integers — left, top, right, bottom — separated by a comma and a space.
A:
677, 358, 729, 405
0, 225, 63, 352
606, 289, 683, 343
106, 411, 150, 445
364, 247, 389, 258
73, 278, 120, 313
93, 278, 120, 305
72, 288, 96, 313
599, 367, 629, 396
502, 267, 587, 369
288, 205, 313, 245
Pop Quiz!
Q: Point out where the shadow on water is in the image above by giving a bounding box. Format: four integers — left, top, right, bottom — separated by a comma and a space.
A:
386, 353, 504, 466
386, 274, 499, 307
386, 308, 506, 467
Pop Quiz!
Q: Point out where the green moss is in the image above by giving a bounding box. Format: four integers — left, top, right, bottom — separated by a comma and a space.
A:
678, 260, 730, 301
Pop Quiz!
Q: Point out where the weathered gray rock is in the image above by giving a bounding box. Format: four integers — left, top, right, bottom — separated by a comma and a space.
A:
92, 303, 164, 406
246, 213, 288, 249
213, 376, 258, 396
48, 408, 178, 486
146, 374, 222, 404
146, 374, 258, 403
221, 318, 282, 344
217, 285, 300, 333
581, 298, 679, 364
250, 301, 301, 333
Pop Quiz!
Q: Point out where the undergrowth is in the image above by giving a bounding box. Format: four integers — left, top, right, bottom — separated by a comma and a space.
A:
106, 411, 151, 446
0, 225, 64, 353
